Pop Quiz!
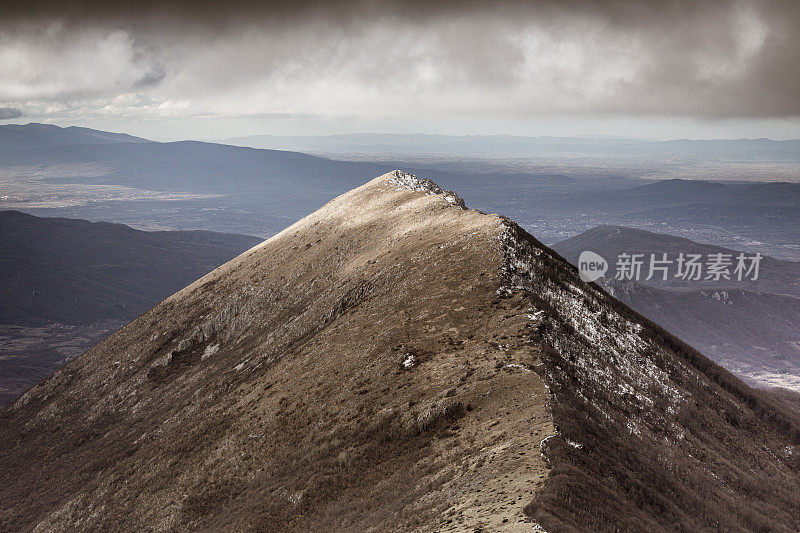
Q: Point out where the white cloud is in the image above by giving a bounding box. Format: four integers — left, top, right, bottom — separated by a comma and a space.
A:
0, 2, 796, 122
0, 24, 155, 103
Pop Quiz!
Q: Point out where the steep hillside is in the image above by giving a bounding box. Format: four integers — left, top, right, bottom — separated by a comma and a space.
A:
500, 225, 800, 529
2, 172, 799, 532
552, 226, 800, 391
0, 210, 262, 405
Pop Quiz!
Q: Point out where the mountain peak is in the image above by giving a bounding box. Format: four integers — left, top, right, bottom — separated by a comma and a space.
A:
387, 170, 467, 209
3, 173, 800, 532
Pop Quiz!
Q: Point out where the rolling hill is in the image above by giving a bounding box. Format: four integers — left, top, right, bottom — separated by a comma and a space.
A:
552, 225, 800, 296
0, 122, 149, 155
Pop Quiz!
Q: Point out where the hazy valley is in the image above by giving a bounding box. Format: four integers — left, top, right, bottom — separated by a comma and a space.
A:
3, 125, 799, 260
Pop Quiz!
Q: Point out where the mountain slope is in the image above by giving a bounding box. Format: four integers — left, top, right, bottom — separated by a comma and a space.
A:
552, 226, 800, 390
0, 210, 262, 405
2, 172, 800, 531
0, 172, 554, 531
500, 223, 800, 530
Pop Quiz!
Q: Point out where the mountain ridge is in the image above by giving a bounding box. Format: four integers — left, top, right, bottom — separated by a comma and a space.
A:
0, 123, 150, 152
2, 172, 800, 531
220, 132, 800, 159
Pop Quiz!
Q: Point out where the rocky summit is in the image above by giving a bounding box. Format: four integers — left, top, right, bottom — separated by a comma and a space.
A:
2, 171, 800, 532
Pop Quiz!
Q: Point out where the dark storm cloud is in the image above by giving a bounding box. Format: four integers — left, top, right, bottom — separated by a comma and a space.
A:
2, 0, 800, 119
0, 108, 23, 120
0, 0, 791, 28
133, 66, 167, 90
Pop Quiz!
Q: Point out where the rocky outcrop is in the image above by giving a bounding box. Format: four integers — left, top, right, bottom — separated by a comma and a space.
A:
388, 170, 466, 208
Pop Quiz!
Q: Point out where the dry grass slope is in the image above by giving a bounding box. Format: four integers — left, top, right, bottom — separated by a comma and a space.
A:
0, 172, 554, 532
2, 171, 800, 532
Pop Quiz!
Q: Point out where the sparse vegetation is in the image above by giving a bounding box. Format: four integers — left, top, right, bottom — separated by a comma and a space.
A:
501, 221, 800, 532
3, 175, 800, 532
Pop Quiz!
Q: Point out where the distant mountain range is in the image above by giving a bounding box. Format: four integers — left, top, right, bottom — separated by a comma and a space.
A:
553, 226, 800, 390
0, 124, 402, 236
3, 124, 799, 261
0, 122, 148, 155
0, 210, 261, 404
222, 132, 800, 159
585, 178, 800, 211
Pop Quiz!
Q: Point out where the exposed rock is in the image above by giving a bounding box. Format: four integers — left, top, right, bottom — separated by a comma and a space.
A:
388, 170, 467, 208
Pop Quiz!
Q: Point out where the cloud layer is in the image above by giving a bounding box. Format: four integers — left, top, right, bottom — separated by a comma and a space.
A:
2, 0, 799, 121
0, 107, 23, 120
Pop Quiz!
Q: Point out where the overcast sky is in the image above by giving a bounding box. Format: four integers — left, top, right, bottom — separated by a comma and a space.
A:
2, 0, 800, 140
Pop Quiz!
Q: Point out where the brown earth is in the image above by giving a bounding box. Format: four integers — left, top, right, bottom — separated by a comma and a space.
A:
0, 172, 554, 531
2, 171, 800, 532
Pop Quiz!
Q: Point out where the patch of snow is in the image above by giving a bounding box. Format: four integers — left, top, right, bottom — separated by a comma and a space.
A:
565, 439, 584, 449
234, 362, 245, 371
498, 222, 687, 442
287, 490, 305, 506
201, 343, 220, 360
540, 435, 556, 454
